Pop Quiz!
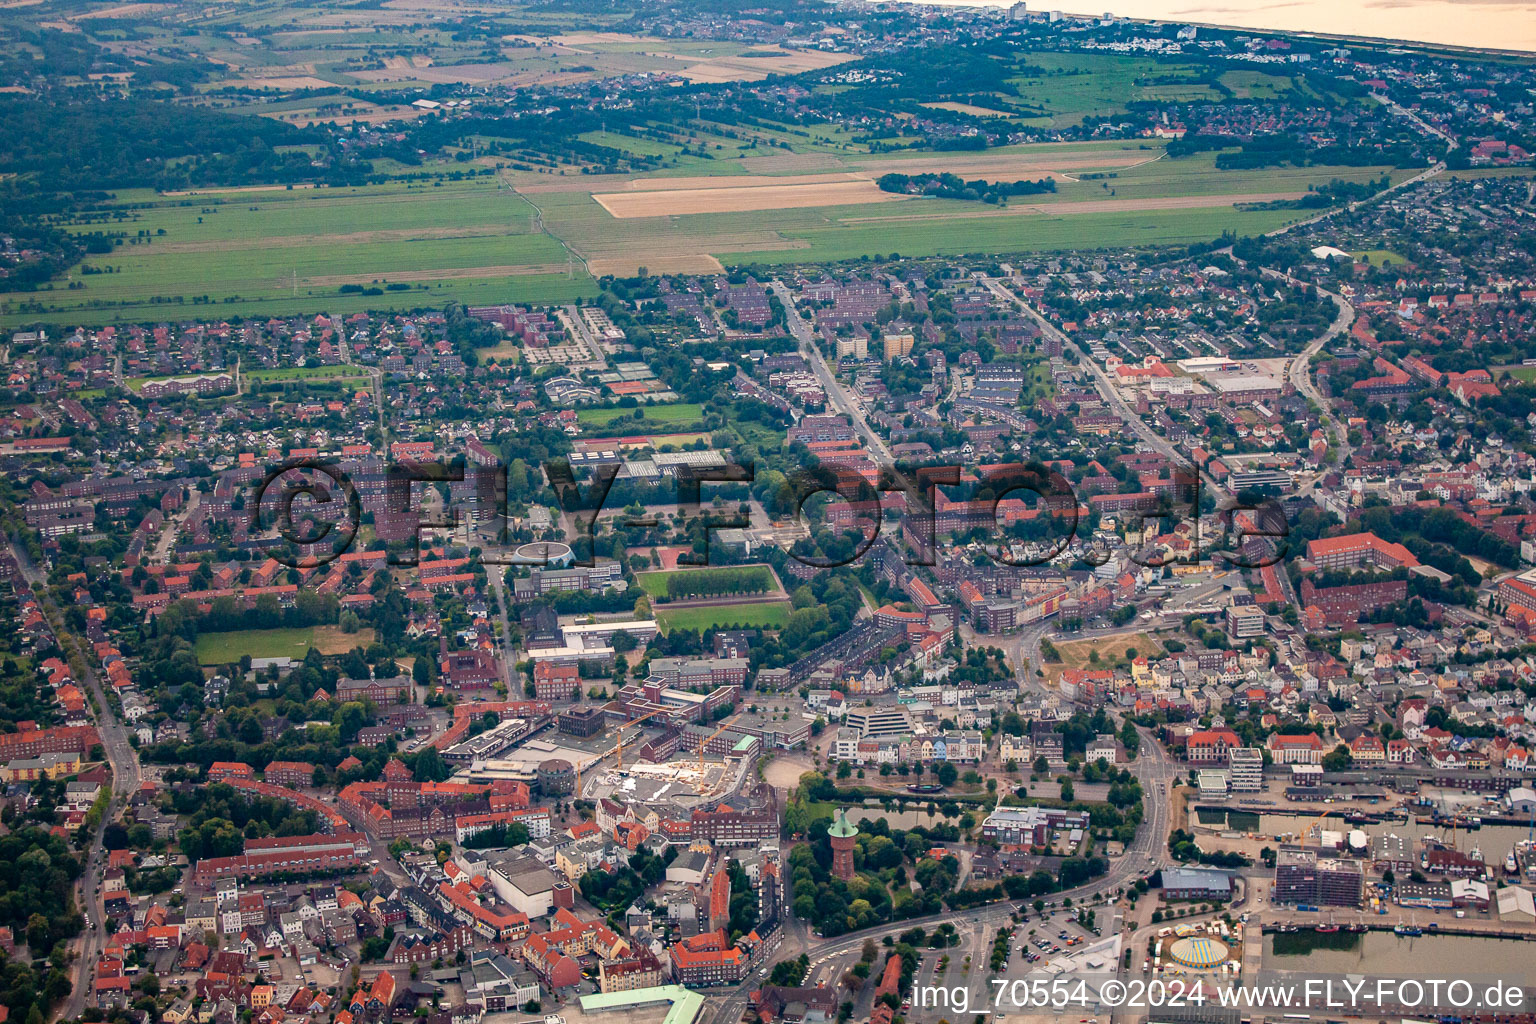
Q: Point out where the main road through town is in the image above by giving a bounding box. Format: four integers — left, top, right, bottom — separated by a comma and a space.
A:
10, 541, 145, 1024
979, 274, 1221, 496
770, 280, 894, 466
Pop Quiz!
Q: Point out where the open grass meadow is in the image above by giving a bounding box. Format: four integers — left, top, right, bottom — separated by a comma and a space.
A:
1351, 248, 1412, 267
0, 178, 596, 326
654, 600, 792, 634
1003, 53, 1225, 126
577, 403, 705, 428
1044, 631, 1164, 682
194, 624, 374, 664
195, 626, 316, 664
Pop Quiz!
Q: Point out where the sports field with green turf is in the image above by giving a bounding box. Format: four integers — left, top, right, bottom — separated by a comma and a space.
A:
577, 403, 704, 427
655, 601, 792, 633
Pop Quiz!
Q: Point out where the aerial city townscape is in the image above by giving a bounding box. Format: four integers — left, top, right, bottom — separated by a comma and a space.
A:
3, 1, 1536, 1024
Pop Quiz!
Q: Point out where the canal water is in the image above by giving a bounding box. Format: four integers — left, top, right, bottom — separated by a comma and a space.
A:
1263, 930, 1532, 976
849, 804, 970, 830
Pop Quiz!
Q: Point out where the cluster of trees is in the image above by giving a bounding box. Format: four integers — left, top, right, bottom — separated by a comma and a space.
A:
169, 784, 323, 862
766, 954, 809, 986
462, 822, 531, 849
785, 832, 895, 936
876, 171, 1056, 204
1291, 175, 1392, 208
747, 555, 866, 670
1169, 131, 1427, 169
784, 785, 1113, 932
660, 565, 773, 601
948, 646, 1014, 688
951, 856, 1109, 908
0, 98, 362, 195
0, 655, 65, 728
580, 846, 675, 915
0, 828, 82, 1022
1167, 829, 1249, 868
727, 860, 760, 940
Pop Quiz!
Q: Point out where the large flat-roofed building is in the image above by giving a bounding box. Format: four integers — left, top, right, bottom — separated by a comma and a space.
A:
561, 619, 659, 649
1161, 867, 1234, 900
512, 562, 623, 600
1225, 604, 1264, 639
844, 706, 911, 739
1273, 849, 1362, 907
705, 709, 809, 750
1226, 468, 1293, 492
487, 853, 562, 918
615, 679, 738, 724
979, 805, 1090, 847
647, 657, 750, 688
1206, 371, 1281, 401
558, 706, 606, 737
1228, 747, 1264, 792
689, 804, 779, 847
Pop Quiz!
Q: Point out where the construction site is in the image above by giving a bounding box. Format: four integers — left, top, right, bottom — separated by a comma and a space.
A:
582, 755, 743, 807
452, 705, 755, 808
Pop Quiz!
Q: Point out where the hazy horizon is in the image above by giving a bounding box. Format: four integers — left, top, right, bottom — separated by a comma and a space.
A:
882, 0, 1536, 54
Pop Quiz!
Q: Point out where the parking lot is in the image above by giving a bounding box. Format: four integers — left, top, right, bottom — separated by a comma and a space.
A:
900, 903, 1114, 1022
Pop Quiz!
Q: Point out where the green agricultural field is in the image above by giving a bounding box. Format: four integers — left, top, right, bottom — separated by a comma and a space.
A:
0, 108, 1413, 328
0, 178, 596, 326
1056, 153, 1408, 201
1004, 52, 1223, 126
655, 601, 792, 633
1219, 69, 1294, 100
527, 145, 1406, 274
719, 203, 1309, 266
577, 403, 705, 427
579, 130, 690, 160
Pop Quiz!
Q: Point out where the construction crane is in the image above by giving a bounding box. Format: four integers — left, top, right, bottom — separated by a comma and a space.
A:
697, 714, 741, 775
574, 753, 602, 798
1302, 806, 1338, 844
615, 706, 669, 770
